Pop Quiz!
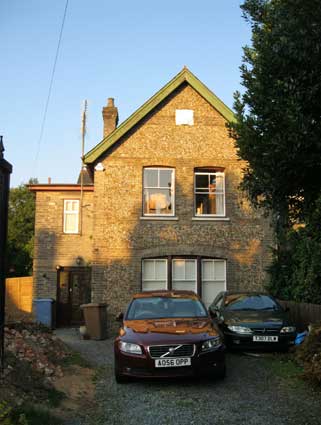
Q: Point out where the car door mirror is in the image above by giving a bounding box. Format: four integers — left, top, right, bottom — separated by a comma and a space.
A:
209, 307, 219, 319
116, 312, 124, 322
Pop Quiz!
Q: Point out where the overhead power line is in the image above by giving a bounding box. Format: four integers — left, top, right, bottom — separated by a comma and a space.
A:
34, 0, 69, 168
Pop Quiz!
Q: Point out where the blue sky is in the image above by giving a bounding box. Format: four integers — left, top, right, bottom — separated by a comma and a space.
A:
1, 1, 251, 187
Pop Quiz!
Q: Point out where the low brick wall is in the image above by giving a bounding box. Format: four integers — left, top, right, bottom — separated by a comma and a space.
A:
5, 276, 34, 323
279, 299, 321, 329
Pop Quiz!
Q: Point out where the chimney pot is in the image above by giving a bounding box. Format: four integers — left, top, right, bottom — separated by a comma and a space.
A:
107, 98, 115, 107
48, 177, 51, 184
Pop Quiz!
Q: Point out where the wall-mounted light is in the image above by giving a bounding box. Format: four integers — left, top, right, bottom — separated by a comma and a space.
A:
56, 265, 61, 271
76, 256, 82, 266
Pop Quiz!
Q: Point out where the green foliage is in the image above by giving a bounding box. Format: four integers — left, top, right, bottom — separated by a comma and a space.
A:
232, 0, 321, 300
0, 400, 28, 425
295, 324, 321, 385
6, 178, 37, 277
12, 404, 62, 425
267, 195, 321, 303
230, 0, 321, 223
263, 354, 304, 389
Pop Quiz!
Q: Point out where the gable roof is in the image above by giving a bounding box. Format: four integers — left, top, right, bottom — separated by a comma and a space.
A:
84, 67, 236, 164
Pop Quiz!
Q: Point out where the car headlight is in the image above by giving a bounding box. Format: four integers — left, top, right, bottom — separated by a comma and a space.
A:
280, 326, 296, 333
201, 337, 221, 351
227, 325, 253, 334
119, 341, 142, 354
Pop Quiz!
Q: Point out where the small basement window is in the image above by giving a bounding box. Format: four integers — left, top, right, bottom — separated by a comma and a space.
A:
175, 109, 194, 126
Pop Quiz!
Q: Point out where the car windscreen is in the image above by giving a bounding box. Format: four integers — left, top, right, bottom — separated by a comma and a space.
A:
224, 294, 282, 311
126, 297, 208, 320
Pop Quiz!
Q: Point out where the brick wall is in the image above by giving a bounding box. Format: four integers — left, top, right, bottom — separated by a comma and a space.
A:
91, 84, 274, 328
32, 83, 274, 332
33, 191, 94, 299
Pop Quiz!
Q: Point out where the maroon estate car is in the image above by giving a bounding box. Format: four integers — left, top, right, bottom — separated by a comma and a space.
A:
114, 290, 226, 383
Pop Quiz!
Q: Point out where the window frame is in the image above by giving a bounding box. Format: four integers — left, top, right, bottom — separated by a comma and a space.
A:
172, 259, 197, 293
63, 199, 80, 234
141, 257, 227, 307
143, 167, 175, 217
194, 169, 226, 217
201, 259, 227, 308
142, 258, 168, 291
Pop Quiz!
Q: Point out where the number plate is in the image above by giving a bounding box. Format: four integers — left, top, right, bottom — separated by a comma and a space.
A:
155, 357, 191, 368
253, 335, 279, 342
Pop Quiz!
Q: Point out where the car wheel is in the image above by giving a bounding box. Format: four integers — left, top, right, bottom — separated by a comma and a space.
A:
114, 369, 128, 384
216, 365, 226, 380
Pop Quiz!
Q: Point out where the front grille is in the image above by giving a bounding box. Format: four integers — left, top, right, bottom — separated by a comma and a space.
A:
149, 344, 195, 359
252, 328, 279, 334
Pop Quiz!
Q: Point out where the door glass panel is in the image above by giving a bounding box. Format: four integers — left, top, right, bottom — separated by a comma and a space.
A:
59, 271, 69, 303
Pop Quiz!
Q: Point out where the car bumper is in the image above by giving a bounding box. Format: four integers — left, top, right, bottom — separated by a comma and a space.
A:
224, 331, 296, 350
115, 344, 226, 379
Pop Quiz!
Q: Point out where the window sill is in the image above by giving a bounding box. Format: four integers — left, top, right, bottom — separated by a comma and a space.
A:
140, 216, 179, 221
192, 217, 230, 222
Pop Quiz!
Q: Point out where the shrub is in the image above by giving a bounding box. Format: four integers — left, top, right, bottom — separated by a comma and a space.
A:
295, 324, 321, 384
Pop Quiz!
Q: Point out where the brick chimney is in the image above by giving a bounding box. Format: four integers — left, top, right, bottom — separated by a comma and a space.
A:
102, 98, 119, 138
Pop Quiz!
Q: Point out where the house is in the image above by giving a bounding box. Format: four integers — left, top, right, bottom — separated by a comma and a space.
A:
29, 68, 273, 329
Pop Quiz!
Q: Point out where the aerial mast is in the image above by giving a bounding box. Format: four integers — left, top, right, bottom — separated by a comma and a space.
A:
80, 100, 87, 235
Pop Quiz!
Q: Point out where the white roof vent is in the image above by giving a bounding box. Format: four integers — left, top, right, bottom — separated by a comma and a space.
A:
175, 109, 194, 126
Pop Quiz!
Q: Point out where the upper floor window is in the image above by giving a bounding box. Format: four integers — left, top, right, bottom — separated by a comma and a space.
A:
63, 200, 79, 234
143, 168, 175, 216
194, 168, 225, 216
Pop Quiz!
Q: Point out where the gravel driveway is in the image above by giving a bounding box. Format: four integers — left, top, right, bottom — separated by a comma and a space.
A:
56, 329, 321, 425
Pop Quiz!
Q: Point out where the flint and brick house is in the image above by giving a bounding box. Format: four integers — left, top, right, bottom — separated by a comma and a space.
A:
30, 68, 273, 328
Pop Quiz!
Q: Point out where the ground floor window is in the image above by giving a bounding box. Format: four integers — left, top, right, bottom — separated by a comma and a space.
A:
172, 259, 197, 292
142, 259, 167, 291
141, 257, 226, 308
201, 259, 226, 307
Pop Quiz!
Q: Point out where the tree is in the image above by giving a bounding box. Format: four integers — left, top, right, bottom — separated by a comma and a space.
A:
231, 0, 321, 226
6, 179, 37, 277
230, 0, 321, 301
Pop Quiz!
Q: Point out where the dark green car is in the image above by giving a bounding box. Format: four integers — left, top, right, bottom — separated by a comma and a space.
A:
209, 292, 296, 351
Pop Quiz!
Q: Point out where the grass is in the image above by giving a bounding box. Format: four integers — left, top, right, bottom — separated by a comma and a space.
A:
262, 353, 304, 388
92, 365, 109, 384
12, 403, 63, 425
46, 388, 66, 408
59, 350, 92, 368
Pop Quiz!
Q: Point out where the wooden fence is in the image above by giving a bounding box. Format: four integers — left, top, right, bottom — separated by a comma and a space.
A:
279, 300, 321, 329
5, 276, 33, 323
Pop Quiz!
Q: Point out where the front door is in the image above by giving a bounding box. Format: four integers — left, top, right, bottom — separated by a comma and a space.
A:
57, 267, 91, 327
